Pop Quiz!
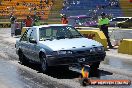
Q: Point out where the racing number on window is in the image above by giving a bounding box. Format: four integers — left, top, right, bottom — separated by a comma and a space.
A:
21, 28, 32, 41
29, 28, 37, 41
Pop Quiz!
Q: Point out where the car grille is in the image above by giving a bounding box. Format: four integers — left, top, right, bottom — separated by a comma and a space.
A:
76, 50, 90, 54
75, 50, 90, 55
74, 47, 103, 55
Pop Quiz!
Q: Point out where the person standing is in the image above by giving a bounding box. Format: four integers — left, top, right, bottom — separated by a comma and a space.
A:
33, 19, 40, 26
98, 12, 113, 48
61, 15, 68, 24
10, 15, 16, 37
24, 16, 33, 27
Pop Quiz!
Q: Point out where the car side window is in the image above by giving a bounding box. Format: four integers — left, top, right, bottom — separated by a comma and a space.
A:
20, 28, 32, 41
29, 28, 37, 43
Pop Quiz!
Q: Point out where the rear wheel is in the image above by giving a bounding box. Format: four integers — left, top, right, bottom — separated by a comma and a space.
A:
118, 23, 122, 28
40, 54, 48, 73
18, 51, 29, 65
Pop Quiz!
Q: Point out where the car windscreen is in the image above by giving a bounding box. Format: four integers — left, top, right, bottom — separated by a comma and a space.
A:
39, 26, 83, 41
75, 17, 91, 25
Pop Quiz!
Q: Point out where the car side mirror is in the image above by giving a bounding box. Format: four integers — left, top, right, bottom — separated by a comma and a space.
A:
29, 38, 37, 44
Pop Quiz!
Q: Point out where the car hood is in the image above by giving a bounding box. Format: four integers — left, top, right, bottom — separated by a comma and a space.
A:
39, 38, 102, 51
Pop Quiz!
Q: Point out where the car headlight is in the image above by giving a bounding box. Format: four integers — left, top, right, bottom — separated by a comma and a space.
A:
90, 47, 104, 52
97, 47, 102, 51
97, 47, 105, 51
53, 50, 73, 55
58, 51, 67, 54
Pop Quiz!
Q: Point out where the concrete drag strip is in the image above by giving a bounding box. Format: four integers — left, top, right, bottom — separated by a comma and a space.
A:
106, 53, 132, 60
10, 60, 84, 88
100, 64, 132, 77
10, 60, 132, 88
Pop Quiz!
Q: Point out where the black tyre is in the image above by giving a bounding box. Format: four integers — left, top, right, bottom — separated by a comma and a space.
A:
61, 65, 69, 71
18, 51, 29, 65
89, 62, 100, 77
40, 54, 48, 73
118, 24, 127, 28
118, 24, 122, 28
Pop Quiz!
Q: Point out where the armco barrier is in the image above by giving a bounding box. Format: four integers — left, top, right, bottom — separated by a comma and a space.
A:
118, 39, 132, 55
0, 22, 11, 28
78, 30, 107, 49
0, 22, 22, 28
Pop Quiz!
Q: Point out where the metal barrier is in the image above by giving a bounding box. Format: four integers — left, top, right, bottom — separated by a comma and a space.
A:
0, 22, 11, 28
78, 30, 107, 49
118, 39, 132, 55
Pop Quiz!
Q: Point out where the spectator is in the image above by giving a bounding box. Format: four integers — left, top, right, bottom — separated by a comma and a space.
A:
33, 19, 40, 26
21, 20, 26, 29
77, 0, 80, 4
61, 15, 68, 24
28, 7, 31, 13
98, 12, 113, 49
16, 2, 19, 6
0, 0, 2, 5
10, 15, 16, 37
24, 16, 33, 27
45, 0, 49, 4
41, 11, 44, 15
40, 0, 42, 3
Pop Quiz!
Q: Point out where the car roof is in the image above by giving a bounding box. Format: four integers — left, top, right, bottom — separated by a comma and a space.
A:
32, 24, 70, 29
33, 25, 50, 28
68, 15, 91, 19
49, 24, 68, 26
113, 17, 132, 19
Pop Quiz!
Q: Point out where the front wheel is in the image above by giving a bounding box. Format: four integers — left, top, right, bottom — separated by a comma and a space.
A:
80, 78, 91, 86
18, 51, 29, 65
40, 54, 48, 73
89, 62, 100, 77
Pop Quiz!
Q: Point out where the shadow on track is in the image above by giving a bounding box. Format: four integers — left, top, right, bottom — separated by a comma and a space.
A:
18, 62, 113, 79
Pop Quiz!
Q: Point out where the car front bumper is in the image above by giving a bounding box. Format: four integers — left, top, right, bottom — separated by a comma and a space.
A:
46, 52, 106, 66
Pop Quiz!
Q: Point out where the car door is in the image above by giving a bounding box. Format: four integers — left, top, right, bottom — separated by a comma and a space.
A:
20, 28, 32, 58
28, 28, 39, 62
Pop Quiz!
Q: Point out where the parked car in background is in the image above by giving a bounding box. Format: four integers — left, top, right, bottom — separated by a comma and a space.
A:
15, 24, 106, 73
117, 18, 132, 28
68, 15, 98, 27
109, 17, 131, 27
